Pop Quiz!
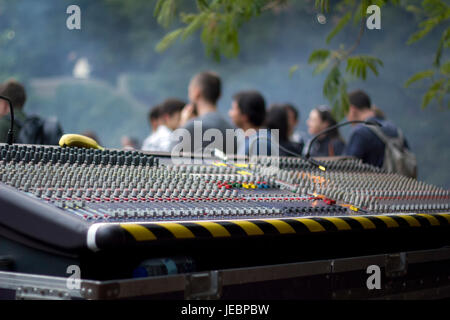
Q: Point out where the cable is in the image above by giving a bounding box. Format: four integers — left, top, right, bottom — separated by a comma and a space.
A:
248, 135, 303, 158
248, 135, 330, 171
0, 95, 15, 145
192, 134, 310, 165
185, 124, 386, 172
304, 120, 381, 160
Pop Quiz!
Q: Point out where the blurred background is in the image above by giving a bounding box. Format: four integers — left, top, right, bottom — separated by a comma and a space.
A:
0, 0, 448, 187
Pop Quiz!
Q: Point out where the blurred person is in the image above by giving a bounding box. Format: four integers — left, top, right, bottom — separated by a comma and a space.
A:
149, 105, 161, 133
0, 79, 63, 145
142, 98, 185, 152
0, 80, 28, 142
121, 136, 139, 150
141, 104, 161, 151
229, 90, 272, 156
305, 105, 345, 157
266, 105, 303, 157
283, 103, 307, 147
345, 89, 410, 168
372, 105, 386, 120
173, 71, 234, 154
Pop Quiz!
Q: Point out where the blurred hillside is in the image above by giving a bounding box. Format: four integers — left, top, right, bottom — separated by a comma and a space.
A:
0, 0, 448, 187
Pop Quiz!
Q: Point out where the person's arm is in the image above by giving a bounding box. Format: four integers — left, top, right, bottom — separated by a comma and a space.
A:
179, 103, 196, 128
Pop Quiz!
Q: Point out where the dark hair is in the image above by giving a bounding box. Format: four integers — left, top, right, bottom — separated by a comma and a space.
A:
314, 105, 342, 140
148, 105, 161, 122
348, 89, 371, 110
266, 105, 289, 141
193, 71, 221, 104
283, 103, 299, 121
159, 98, 185, 116
0, 79, 27, 109
233, 90, 266, 127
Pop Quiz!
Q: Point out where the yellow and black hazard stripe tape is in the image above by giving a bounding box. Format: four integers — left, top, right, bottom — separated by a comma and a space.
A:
117, 213, 450, 242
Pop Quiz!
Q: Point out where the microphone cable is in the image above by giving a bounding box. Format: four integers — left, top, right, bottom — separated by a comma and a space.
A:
304, 120, 382, 170
0, 95, 15, 145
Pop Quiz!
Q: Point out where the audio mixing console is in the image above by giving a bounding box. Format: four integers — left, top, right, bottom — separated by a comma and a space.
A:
0, 143, 449, 280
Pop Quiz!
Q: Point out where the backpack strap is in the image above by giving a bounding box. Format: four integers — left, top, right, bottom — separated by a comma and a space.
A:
367, 125, 404, 147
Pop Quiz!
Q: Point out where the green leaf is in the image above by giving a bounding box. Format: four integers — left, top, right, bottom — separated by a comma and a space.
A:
181, 12, 208, 40
155, 28, 183, 52
434, 28, 450, 67
196, 0, 209, 11
308, 49, 330, 64
405, 4, 423, 16
326, 12, 351, 44
339, 80, 349, 115
422, 79, 445, 108
405, 70, 435, 87
154, 0, 164, 17
440, 61, 450, 75
323, 66, 341, 100
314, 59, 330, 75
346, 56, 383, 80
154, 0, 177, 28
407, 3, 450, 45
315, 0, 330, 13
308, 49, 331, 75
289, 65, 299, 78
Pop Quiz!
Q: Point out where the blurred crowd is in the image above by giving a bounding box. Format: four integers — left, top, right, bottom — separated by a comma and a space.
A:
0, 72, 411, 171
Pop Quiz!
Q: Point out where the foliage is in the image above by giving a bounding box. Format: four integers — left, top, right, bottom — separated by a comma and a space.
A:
154, 0, 449, 116
0, 0, 449, 186
404, 0, 450, 109
307, 1, 385, 119
154, 0, 289, 61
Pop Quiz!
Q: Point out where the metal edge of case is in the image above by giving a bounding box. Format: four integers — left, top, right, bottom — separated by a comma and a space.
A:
1, 247, 449, 300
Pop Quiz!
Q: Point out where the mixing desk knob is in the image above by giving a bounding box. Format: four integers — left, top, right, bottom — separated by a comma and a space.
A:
117, 210, 125, 218
45, 188, 54, 198
23, 182, 30, 193
56, 188, 64, 198
137, 210, 145, 218
34, 188, 43, 198
95, 189, 103, 198
183, 210, 191, 217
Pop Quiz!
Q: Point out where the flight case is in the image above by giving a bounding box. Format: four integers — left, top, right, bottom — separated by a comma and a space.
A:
1, 246, 449, 300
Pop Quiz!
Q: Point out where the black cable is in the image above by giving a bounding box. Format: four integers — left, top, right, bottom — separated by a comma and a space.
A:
248, 135, 303, 158
0, 95, 14, 145
191, 121, 381, 172
304, 120, 381, 160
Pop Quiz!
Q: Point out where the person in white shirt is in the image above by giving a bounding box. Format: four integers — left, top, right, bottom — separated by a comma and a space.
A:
141, 99, 185, 152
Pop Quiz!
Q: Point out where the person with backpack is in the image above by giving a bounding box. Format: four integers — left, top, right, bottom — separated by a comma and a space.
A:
0, 80, 28, 143
0, 79, 63, 145
345, 89, 417, 178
